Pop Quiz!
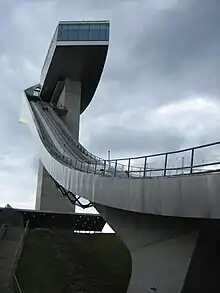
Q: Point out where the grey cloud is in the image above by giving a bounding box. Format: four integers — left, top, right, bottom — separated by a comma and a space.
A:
80, 0, 220, 160
87, 126, 186, 158
85, 0, 220, 114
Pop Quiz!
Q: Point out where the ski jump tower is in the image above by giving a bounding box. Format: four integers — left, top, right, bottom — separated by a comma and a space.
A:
24, 20, 220, 293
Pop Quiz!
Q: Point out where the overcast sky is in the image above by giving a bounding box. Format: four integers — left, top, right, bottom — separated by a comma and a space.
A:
0, 0, 220, 209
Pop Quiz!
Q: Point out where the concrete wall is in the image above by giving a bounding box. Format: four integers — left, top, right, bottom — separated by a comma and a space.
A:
35, 160, 75, 213
56, 84, 65, 108
182, 220, 220, 293
96, 204, 199, 293
57, 78, 81, 142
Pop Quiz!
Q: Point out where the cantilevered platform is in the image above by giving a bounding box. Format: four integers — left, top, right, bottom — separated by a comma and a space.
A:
40, 21, 109, 113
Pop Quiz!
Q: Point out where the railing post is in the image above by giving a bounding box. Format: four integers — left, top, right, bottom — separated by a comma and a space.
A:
87, 163, 90, 173
80, 160, 83, 170
190, 148, 195, 174
94, 161, 97, 174
127, 159, 131, 178
103, 160, 106, 176
143, 156, 148, 178
63, 143, 66, 159
164, 153, 168, 176
75, 159, 77, 168
114, 160, 117, 177
62, 145, 64, 159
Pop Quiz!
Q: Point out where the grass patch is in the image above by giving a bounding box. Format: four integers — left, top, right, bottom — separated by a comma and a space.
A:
16, 229, 131, 293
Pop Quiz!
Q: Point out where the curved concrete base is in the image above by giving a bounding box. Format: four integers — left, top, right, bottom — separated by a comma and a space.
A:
25, 94, 220, 219
95, 204, 199, 293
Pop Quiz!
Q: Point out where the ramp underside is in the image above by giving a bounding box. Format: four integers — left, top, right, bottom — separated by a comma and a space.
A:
41, 44, 108, 113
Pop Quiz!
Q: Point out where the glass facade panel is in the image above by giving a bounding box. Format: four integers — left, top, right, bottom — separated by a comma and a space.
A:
78, 24, 89, 40
99, 23, 109, 41
57, 27, 62, 40
61, 28, 69, 41
57, 22, 109, 42
90, 23, 100, 30
99, 23, 106, 30
80, 24, 90, 30
99, 29, 107, 41
69, 25, 79, 40
89, 29, 100, 40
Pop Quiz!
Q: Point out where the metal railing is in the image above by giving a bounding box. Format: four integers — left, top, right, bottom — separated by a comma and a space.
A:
0, 224, 23, 293
31, 101, 220, 179
0, 224, 7, 239
44, 102, 107, 164
13, 274, 22, 293
107, 141, 220, 178
10, 221, 29, 293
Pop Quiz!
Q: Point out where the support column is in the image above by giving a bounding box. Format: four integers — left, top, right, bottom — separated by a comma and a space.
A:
57, 78, 81, 142
36, 79, 81, 212
95, 204, 199, 293
35, 160, 75, 213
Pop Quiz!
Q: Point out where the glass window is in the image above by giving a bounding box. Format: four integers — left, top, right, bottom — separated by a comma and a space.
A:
58, 22, 109, 42
57, 28, 62, 40
62, 29, 69, 41
58, 24, 64, 40
58, 24, 69, 41
78, 24, 89, 40
69, 24, 79, 41
69, 29, 79, 40
90, 23, 99, 31
99, 24, 109, 40
99, 23, 106, 30
89, 24, 100, 41
99, 29, 108, 40
89, 29, 99, 40
80, 24, 90, 30
70, 24, 79, 30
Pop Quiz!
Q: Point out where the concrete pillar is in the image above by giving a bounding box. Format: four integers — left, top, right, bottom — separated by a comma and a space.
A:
95, 204, 199, 293
35, 78, 80, 213
36, 160, 75, 213
57, 78, 81, 142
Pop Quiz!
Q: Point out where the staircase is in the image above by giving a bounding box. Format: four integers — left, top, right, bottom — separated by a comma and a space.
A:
0, 225, 24, 293
0, 206, 27, 293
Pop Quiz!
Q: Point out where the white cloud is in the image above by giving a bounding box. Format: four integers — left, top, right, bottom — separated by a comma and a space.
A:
151, 96, 220, 143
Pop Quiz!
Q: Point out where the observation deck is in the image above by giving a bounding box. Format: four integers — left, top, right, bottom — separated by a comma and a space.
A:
40, 21, 109, 113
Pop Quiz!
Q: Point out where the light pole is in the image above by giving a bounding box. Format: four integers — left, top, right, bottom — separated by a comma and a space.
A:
108, 150, 111, 167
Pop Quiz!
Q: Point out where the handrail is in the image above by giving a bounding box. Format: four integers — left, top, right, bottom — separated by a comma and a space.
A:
0, 224, 7, 240
9, 221, 29, 293
31, 102, 116, 176
13, 274, 22, 293
29, 99, 220, 179
46, 103, 105, 163
110, 140, 220, 161
0, 224, 23, 293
